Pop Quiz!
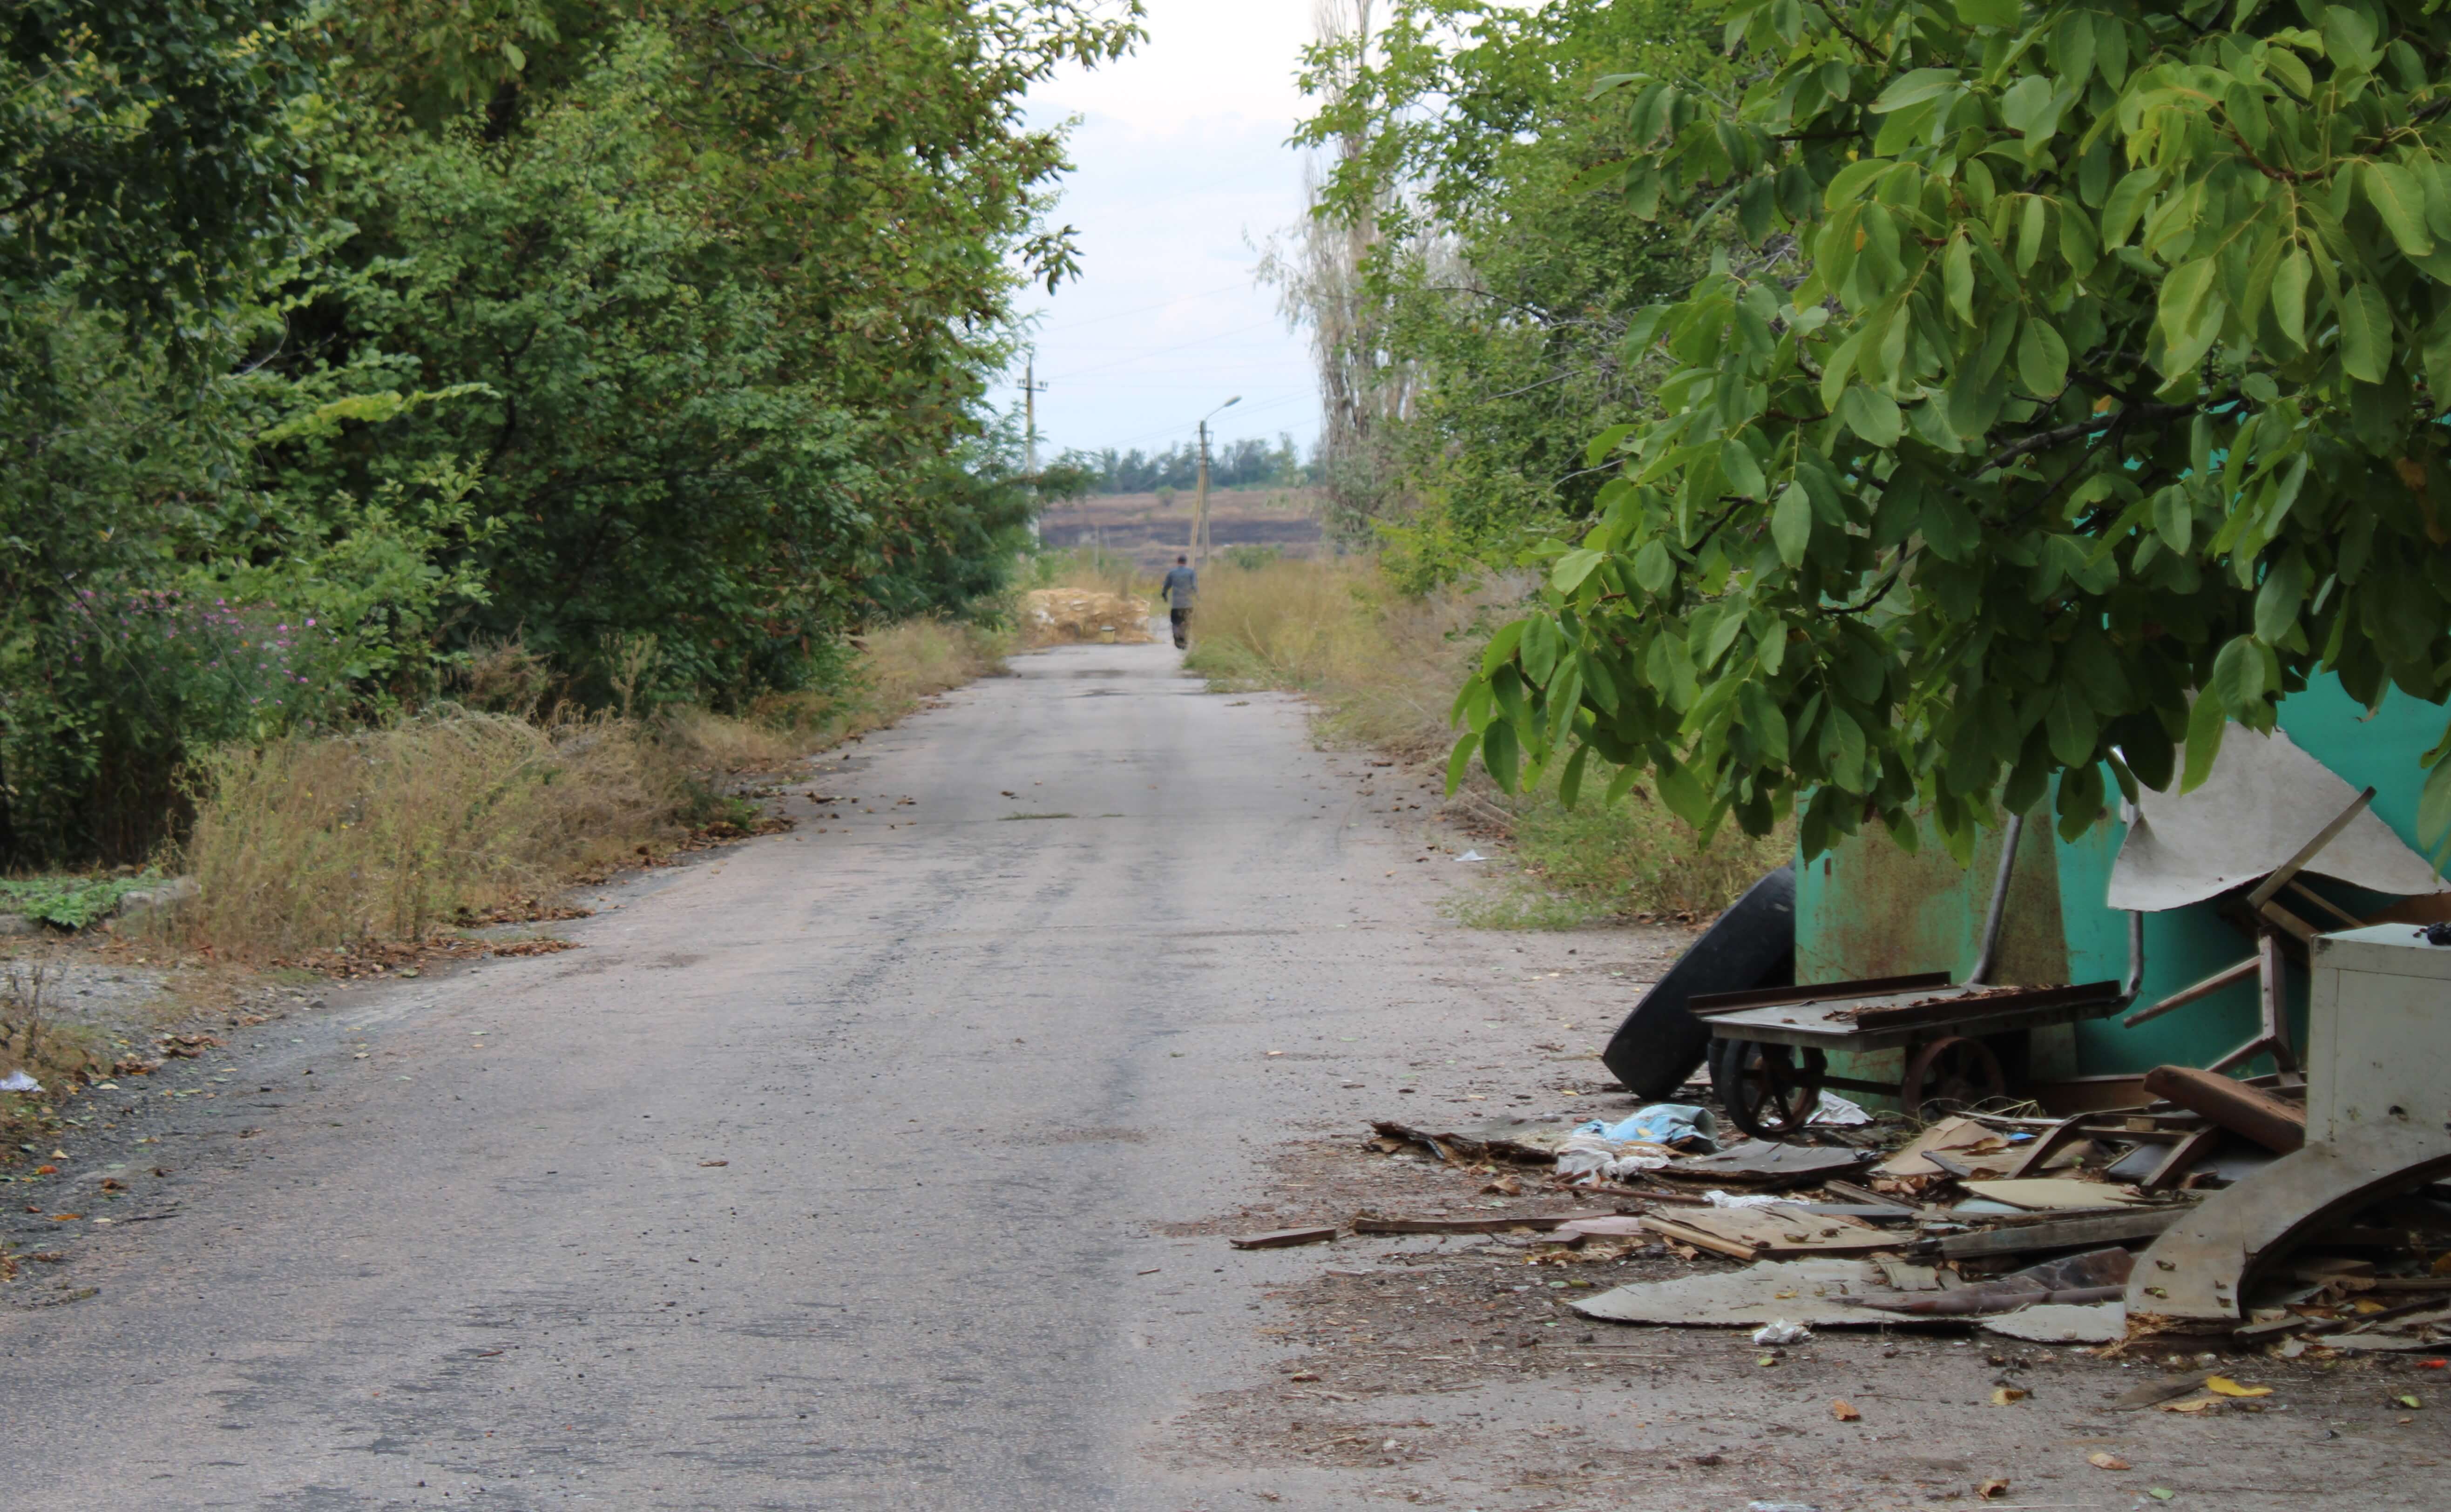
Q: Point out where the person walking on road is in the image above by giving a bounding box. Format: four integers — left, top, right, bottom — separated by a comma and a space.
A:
1160, 554, 1197, 650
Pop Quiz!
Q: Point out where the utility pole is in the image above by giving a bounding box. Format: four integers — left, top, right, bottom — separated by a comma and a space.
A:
1193, 418, 1211, 565
1191, 395, 1240, 566
1021, 361, 1049, 544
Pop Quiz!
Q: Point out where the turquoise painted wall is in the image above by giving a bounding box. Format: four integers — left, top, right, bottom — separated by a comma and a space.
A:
1799, 682, 2448, 1076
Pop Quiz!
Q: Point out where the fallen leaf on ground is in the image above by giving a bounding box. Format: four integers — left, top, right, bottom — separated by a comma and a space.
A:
2395, 1393, 2424, 1409
2206, 1376, 2271, 1397
1991, 1386, 2028, 1405
2146, 1489, 2176, 1501
1832, 1399, 1860, 1422
2086, 1451, 2131, 1471
32, 1165, 55, 1176
2158, 1397, 2217, 1414
698, 1160, 728, 1168
1976, 1477, 2010, 1499
47, 1214, 82, 1222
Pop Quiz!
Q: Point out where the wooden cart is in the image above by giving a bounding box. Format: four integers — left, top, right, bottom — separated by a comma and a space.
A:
1693, 973, 2133, 1139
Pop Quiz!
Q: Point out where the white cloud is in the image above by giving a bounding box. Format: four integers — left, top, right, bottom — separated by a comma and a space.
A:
989, 0, 1325, 460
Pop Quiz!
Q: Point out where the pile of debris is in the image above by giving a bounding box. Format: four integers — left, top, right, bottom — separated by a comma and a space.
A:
1333, 1073, 2451, 1356
1022, 588, 1151, 646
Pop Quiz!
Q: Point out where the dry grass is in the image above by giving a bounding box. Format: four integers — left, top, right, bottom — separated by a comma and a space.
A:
747, 619, 1010, 747
175, 621, 1009, 960
1184, 556, 1792, 927
180, 710, 681, 958
1026, 544, 1148, 599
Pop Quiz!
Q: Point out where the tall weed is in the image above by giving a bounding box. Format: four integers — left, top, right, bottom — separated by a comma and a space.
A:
176, 620, 1008, 958
182, 711, 678, 956
1185, 557, 1791, 926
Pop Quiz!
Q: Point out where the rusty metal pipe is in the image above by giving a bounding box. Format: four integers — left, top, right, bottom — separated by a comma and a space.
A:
1966, 814, 2025, 986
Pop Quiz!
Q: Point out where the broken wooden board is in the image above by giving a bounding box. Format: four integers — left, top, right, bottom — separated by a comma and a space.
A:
1979, 1302, 2127, 1343
1573, 1258, 1898, 1327
1550, 1215, 1652, 1241
1960, 1178, 2145, 1210
1936, 1207, 2185, 1259
2126, 1125, 2451, 1323
1656, 1139, 1877, 1189
1641, 1206, 1898, 1260
1228, 1226, 1337, 1249
1369, 1119, 1561, 1166
1875, 1116, 2022, 1179
1349, 1212, 1606, 1235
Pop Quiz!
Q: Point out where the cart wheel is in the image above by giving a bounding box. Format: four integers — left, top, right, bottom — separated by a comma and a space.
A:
1899, 1034, 2007, 1116
1710, 1040, 1828, 1141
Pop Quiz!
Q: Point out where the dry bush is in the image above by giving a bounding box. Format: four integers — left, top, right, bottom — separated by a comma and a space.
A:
178, 621, 1007, 960
1185, 556, 1792, 925
181, 710, 681, 959
454, 639, 555, 717
752, 619, 1010, 740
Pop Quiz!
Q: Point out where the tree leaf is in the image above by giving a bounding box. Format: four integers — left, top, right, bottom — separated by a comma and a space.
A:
1551, 547, 1605, 592
2363, 162, 2436, 258
2272, 248, 2310, 348
2421, 751, 2451, 861
1870, 68, 1961, 114
1772, 483, 1813, 566
1839, 386, 1903, 446
1446, 730, 1480, 794
2018, 317, 2069, 396
2046, 683, 2097, 767
2254, 553, 2309, 645
2180, 692, 2228, 792
1481, 719, 1521, 791
1945, 235, 1976, 323
1955, 0, 2020, 29
2340, 283, 2392, 384
2211, 634, 2268, 716
1720, 439, 1767, 499
1632, 538, 1674, 594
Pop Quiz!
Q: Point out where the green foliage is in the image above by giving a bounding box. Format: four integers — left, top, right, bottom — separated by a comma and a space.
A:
1289, 0, 1734, 584
0, 0, 1142, 864
0, 871, 161, 930
0, 0, 319, 337
1449, 0, 2451, 863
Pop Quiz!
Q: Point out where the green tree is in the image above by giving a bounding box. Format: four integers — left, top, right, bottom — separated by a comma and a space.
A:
1449, 0, 2451, 864
1284, 0, 1731, 580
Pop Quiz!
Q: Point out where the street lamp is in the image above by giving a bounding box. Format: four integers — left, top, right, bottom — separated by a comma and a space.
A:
1192, 396, 1241, 565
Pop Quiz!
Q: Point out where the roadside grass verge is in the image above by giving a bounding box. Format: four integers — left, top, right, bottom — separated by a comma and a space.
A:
174, 620, 1009, 962
1184, 556, 1791, 928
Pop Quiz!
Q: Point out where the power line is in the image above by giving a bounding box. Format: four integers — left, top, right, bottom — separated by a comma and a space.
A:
1068, 390, 1314, 452
1032, 319, 1282, 382
1015, 278, 1263, 337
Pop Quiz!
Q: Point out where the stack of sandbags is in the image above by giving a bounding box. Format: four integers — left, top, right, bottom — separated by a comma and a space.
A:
1023, 588, 1152, 646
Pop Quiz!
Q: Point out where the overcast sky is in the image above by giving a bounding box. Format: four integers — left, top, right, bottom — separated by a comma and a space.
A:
988, 0, 1326, 465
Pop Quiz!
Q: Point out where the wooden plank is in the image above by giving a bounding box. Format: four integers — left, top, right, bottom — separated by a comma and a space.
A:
1822, 1179, 1916, 1210
2141, 1065, 2307, 1154
1349, 1212, 1610, 1235
1228, 1226, 1338, 1249
1938, 1208, 2184, 1260
1846, 979, 2122, 1032
1644, 1207, 1902, 1260
1686, 972, 1952, 1017
2140, 1126, 2223, 1193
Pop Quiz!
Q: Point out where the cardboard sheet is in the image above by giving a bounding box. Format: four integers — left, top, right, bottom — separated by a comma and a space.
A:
2108, 726, 2446, 911
1572, 1258, 1892, 1327
1959, 1177, 2143, 1209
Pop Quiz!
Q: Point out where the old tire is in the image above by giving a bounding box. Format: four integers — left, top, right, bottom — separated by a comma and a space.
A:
1600, 865, 1795, 1100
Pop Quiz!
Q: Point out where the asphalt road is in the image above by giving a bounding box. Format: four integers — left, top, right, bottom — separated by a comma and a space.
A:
1, 639, 1532, 1509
